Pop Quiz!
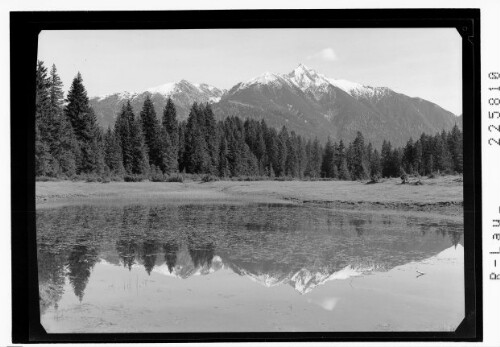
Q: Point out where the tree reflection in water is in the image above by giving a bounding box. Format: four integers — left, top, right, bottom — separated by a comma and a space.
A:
36, 204, 463, 311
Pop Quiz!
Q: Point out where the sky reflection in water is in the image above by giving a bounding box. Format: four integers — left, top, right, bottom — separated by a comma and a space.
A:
37, 204, 464, 332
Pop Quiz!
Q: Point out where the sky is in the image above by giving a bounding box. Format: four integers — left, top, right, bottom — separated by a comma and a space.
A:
38, 28, 462, 114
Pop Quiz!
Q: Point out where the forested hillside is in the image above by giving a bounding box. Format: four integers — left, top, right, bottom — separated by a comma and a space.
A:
35, 62, 463, 182
90, 64, 460, 148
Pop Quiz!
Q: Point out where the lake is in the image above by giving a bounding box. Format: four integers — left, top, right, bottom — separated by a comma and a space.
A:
37, 203, 464, 332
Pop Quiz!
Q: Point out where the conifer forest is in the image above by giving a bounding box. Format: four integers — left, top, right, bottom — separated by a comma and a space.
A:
35, 61, 463, 182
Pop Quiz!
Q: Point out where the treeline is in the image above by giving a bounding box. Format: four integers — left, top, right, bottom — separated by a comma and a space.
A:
35, 62, 463, 182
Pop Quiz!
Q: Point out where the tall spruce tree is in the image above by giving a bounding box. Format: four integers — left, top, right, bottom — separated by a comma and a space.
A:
177, 122, 187, 172
218, 134, 230, 177
203, 104, 220, 175
264, 127, 279, 176
391, 148, 403, 177
351, 131, 368, 180
162, 97, 179, 172
337, 140, 351, 180
49, 64, 78, 176
65, 73, 90, 142
369, 149, 382, 180
309, 138, 322, 178
104, 127, 125, 175
338, 157, 351, 180
285, 132, 299, 177
402, 138, 415, 174
65, 72, 103, 174
413, 140, 423, 175
35, 61, 58, 176
159, 127, 177, 174
321, 137, 335, 178
297, 136, 307, 178
277, 126, 289, 177
140, 95, 164, 170
114, 101, 135, 174
381, 140, 393, 177
184, 103, 210, 173
434, 131, 453, 173
448, 124, 463, 173
129, 116, 150, 175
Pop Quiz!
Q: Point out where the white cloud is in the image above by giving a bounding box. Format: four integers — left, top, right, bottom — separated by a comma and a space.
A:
307, 48, 337, 62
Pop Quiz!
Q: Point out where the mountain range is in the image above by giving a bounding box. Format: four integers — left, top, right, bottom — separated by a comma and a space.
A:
103, 239, 462, 295
89, 64, 461, 147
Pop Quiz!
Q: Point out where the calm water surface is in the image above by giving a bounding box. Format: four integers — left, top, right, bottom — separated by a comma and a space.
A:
37, 203, 464, 332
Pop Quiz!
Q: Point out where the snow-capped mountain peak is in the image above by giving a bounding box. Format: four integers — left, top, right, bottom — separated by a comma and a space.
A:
238, 71, 291, 90
286, 64, 332, 100
327, 78, 390, 99
146, 81, 178, 95
288, 63, 330, 89
146, 80, 222, 97
286, 63, 390, 100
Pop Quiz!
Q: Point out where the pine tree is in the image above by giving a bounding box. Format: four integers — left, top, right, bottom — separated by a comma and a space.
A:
225, 117, 249, 176
391, 148, 403, 177
420, 133, 434, 175
244, 119, 267, 175
402, 138, 415, 174
49, 64, 64, 111
285, 131, 299, 177
309, 138, 322, 178
35, 61, 58, 176
159, 128, 177, 174
162, 97, 179, 172
177, 122, 187, 172
413, 140, 423, 175
264, 127, 279, 176
338, 157, 351, 180
381, 140, 393, 177
65, 73, 90, 142
369, 149, 382, 181
218, 134, 230, 177
49, 64, 78, 176
104, 127, 125, 176
434, 131, 452, 173
296, 136, 307, 178
321, 137, 335, 178
258, 119, 270, 174
448, 124, 463, 173
129, 116, 150, 175
184, 103, 210, 173
336, 140, 351, 180
35, 62, 79, 177
140, 95, 164, 170
366, 143, 373, 168
351, 131, 368, 180
277, 126, 289, 177
114, 101, 135, 174
65, 72, 103, 174
203, 104, 219, 175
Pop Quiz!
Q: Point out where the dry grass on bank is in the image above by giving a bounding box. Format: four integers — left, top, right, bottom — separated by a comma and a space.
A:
36, 175, 463, 217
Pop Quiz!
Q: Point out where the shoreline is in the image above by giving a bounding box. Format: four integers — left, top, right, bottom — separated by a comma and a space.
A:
36, 176, 464, 221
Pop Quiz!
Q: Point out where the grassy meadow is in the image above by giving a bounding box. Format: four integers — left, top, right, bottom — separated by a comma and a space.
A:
36, 175, 463, 220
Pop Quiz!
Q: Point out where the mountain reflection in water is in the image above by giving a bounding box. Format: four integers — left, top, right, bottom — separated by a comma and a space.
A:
37, 204, 463, 315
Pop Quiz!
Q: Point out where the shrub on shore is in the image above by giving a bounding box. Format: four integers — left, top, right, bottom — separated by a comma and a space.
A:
201, 174, 219, 183
165, 174, 184, 183
124, 174, 147, 182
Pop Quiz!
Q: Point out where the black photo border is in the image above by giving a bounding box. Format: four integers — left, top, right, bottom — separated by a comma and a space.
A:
10, 9, 482, 344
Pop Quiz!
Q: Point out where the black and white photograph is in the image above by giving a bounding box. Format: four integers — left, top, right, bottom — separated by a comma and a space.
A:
31, 26, 470, 334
